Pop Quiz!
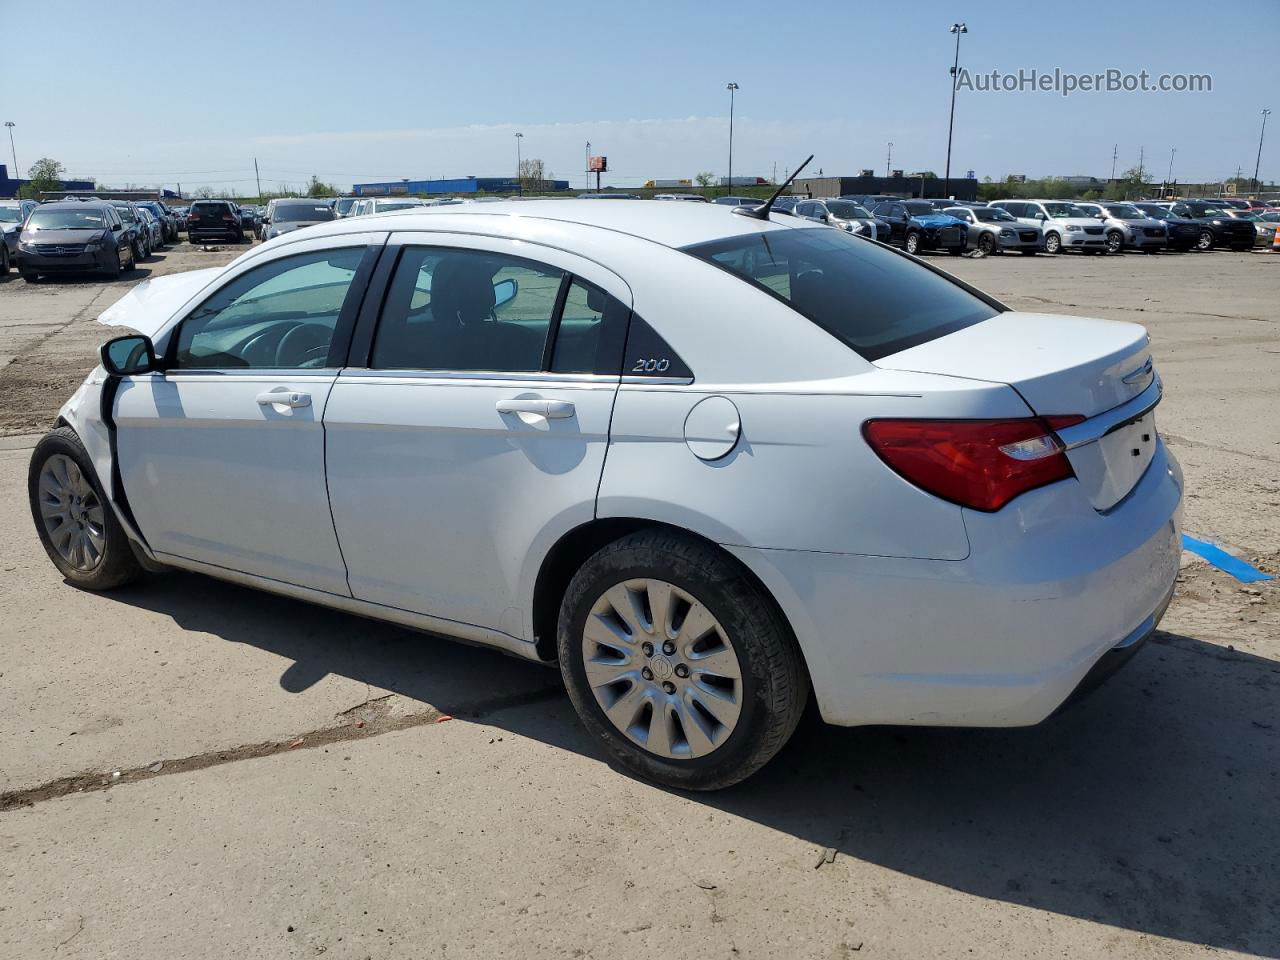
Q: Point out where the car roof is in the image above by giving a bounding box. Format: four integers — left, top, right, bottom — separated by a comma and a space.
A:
41, 199, 115, 209
261, 198, 807, 249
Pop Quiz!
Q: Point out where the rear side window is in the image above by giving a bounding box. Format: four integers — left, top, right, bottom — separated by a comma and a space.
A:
683, 228, 999, 362
372, 247, 563, 373
552, 280, 628, 375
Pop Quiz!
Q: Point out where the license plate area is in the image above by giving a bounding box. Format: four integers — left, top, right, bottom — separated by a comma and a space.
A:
1064, 413, 1158, 511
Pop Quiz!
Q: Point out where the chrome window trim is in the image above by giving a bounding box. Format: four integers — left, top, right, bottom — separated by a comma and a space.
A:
339, 368, 619, 384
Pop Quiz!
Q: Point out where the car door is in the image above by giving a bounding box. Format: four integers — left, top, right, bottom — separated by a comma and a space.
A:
323, 232, 629, 638
873, 203, 907, 244
112, 232, 383, 593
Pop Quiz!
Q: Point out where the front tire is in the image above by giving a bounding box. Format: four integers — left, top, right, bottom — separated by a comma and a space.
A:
1197, 229, 1214, 251
1105, 231, 1124, 254
978, 233, 996, 256
558, 530, 809, 791
0, 244, 9, 275
904, 231, 921, 255
1043, 231, 1062, 254
29, 427, 143, 591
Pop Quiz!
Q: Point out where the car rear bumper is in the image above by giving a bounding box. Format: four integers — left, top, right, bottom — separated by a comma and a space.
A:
727, 441, 1183, 729
188, 225, 241, 240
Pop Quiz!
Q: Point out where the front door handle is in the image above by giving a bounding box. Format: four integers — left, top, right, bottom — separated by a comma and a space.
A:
256, 390, 311, 408
496, 398, 575, 419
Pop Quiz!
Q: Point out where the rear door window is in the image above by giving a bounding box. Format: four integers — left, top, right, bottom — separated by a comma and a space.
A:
683, 228, 998, 361
551, 280, 628, 375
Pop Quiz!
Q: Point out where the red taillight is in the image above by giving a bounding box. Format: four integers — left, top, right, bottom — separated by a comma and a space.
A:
222, 213, 235, 221
863, 418, 1076, 512
186, 213, 198, 222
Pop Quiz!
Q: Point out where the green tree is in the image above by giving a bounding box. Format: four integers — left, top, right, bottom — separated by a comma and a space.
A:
18, 157, 66, 199
695, 171, 715, 187
306, 175, 337, 197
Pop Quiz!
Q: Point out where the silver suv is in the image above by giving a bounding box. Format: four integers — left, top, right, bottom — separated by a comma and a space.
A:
1073, 202, 1169, 253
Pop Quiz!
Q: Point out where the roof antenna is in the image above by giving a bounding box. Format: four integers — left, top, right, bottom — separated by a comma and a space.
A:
733, 154, 813, 220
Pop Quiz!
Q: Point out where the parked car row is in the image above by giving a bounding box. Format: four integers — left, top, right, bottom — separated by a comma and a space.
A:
1, 196, 193, 280
774, 193, 1276, 255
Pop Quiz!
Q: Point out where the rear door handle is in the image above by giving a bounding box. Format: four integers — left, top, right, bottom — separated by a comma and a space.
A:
256, 391, 311, 408
496, 398, 575, 419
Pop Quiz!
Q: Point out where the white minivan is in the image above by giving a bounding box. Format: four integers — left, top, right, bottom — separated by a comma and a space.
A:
988, 199, 1108, 254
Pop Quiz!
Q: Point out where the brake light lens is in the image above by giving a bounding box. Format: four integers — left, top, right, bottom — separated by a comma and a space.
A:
222, 213, 235, 221
863, 418, 1077, 512
186, 213, 198, 222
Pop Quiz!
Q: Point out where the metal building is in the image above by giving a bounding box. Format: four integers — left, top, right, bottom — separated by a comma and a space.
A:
790, 174, 978, 201
0, 164, 96, 199
352, 177, 571, 196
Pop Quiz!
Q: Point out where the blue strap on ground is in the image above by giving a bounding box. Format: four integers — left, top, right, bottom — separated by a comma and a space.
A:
1181, 535, 1273, 583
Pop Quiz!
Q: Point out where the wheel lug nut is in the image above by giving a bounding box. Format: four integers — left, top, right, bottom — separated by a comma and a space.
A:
662, 641, 676, 655
641, 667, 653, 681
662, 681, 676, 695
674, 663, 689, 678
641, 642, 654, 657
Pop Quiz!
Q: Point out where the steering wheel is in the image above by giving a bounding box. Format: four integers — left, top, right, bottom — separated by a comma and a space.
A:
275, 323, 332, 368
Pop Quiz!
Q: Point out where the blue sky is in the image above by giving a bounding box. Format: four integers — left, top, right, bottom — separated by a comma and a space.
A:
4, 0, 1277, 193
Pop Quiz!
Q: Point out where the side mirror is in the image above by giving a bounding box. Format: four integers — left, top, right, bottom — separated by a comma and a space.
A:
1034, 213, 1047, 221
111, 223, 123, 232
493, 277, 519, 308
100, 335, 156, 376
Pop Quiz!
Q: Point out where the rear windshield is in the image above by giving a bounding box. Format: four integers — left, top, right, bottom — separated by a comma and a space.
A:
192, 202, 232, 212
274, 203, 336, 222
683, 227, 999, 361
0, 206, 24, 223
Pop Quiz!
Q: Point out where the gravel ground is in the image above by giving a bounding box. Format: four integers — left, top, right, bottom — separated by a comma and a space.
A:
0, 240, 1276, 959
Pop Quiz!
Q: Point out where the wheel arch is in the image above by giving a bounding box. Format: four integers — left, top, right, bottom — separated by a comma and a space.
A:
529, 517, 806, 683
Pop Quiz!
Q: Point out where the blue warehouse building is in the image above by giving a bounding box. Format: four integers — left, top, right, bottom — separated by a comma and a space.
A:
1, 164, 96, 198
352, 176, 570, 196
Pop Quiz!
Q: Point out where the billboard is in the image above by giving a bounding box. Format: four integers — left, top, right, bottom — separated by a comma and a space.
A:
588, 156, 608, 173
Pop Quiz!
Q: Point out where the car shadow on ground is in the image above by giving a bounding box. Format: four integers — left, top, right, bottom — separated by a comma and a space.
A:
19, 268, 155, 286
107, 570, 1278, 956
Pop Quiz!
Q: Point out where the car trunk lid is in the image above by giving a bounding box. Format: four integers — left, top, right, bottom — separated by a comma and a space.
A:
875, 312, 1160, 510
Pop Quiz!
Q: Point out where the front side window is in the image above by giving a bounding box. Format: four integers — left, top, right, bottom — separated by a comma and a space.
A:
683, 227, 998, 362
372, 247, 564, 373
173, 248, 364, 369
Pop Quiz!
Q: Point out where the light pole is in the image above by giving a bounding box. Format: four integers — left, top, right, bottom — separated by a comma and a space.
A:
726, 82, 739, 195
1166, 147, 1176, 197
515, 131, 524, 196
944, 22, 967, 200
1253, 109, 1271, 195
3, 122, 16, 186
886, 142, 893, 178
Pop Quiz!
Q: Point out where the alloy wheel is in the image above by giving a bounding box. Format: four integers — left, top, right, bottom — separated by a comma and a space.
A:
36, 454, 106, 572
1198, 230, 1213, 251
581, 578, 743, 760
1044, 232, 1061, 254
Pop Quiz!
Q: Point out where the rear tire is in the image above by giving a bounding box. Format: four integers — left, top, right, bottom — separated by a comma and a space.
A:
558, 530, 809, 791
0, 245, 9, 274
28, 427, 143, 591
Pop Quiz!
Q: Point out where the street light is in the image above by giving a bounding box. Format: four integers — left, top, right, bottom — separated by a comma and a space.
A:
887, 142, 893, 178
515, 131, 524, 196
3, 122, 16, 187
1166, 147, 1176, 198
726, 82, 739, 195
1253, 109, 1271, 195
944, 22, 968, 200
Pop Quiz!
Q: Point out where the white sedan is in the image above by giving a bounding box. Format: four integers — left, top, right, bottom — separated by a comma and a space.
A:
29, 200, 1183, 789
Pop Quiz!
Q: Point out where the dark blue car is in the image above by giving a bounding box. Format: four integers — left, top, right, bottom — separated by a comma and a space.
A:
871, 200, 969, 255
1131, 203, 1202, 252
